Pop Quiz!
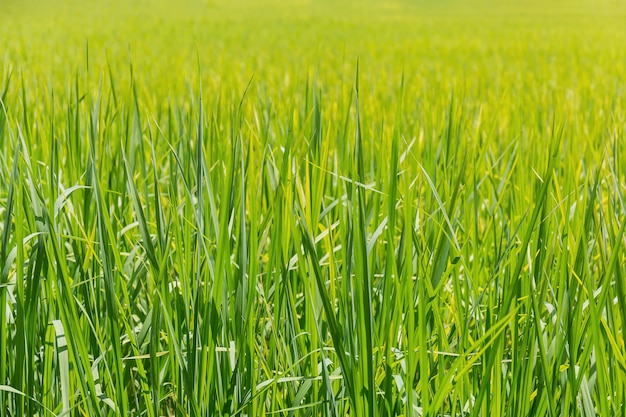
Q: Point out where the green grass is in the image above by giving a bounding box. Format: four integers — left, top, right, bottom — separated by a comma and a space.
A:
2, 0, 626, 415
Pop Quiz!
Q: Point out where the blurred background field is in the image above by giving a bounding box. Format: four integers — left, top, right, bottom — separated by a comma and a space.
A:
3, 0, 626, 165
3, 0, 626, 107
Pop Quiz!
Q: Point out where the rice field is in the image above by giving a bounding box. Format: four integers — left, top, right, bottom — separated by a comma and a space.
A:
2, 0, 626, 415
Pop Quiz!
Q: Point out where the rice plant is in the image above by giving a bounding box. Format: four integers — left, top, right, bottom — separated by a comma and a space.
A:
1, 0, 626, 415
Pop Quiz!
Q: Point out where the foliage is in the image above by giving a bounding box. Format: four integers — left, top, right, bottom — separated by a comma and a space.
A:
1, 1, 626, 415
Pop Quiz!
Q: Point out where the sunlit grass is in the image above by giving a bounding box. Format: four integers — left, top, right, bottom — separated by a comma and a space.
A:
1, 0, 626, 416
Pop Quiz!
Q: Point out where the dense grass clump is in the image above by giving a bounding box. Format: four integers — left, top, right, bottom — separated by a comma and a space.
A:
1, 0, 626, 415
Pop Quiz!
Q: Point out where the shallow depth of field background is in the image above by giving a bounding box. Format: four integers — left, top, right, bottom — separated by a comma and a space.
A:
2, 0, 626, 416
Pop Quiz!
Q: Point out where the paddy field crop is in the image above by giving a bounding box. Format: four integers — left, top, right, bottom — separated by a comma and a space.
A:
1, 0, 626, 415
